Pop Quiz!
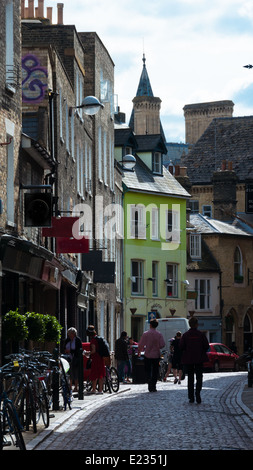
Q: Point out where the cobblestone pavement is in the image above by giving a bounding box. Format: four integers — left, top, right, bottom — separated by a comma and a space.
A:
27, 371, 253, 452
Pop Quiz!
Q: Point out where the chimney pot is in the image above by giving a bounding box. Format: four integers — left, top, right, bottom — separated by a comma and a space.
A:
174, 165, 180, 176
221, 160, 226, 170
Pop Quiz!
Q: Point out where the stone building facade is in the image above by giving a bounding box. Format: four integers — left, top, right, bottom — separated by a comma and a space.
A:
0, 0, 22, 360
0, 1, 121, 361
20, 5, 120, 348
183, 100, 234, 146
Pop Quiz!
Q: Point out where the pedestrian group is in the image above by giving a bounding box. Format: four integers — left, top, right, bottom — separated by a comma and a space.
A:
65, 315, 209, 403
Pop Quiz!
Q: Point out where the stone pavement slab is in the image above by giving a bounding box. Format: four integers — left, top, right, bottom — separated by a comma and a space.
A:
5, 373, 253, 451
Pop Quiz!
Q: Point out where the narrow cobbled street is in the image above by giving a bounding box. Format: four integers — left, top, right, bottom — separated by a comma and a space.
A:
30, 372, 253, 452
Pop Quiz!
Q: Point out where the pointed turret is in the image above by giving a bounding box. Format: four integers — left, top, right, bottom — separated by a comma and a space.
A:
129, 55, 165, 139
135, 54, 154, 97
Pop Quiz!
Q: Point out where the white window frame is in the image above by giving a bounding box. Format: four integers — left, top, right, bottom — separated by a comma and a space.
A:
103, 130, 107, 185
166, 264, 178, 298
166, 209, 180, 242
98, 126, 102, 181
190, 233, 201, 259
65, 102, 69, 152
152, 261, 158, 296
131, 260, 144, 295
151, 207, 159, 240
195, 279, 211, 310
130, 205, 146, 239
153, 152, 162, 174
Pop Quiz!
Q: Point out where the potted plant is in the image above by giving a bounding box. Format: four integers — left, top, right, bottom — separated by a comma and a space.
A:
43, 314, 62, 344
3, 309, 28, 342
25, 312, 46, 342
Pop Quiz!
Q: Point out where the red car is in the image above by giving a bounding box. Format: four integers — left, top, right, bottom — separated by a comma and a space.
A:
203, 343, 239, 372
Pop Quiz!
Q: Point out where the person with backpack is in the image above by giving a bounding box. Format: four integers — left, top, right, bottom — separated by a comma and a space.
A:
86, 325, 106, 394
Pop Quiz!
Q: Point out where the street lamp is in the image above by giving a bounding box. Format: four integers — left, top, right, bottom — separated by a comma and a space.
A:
69, 95, 104, 116
121, 154, 136, 171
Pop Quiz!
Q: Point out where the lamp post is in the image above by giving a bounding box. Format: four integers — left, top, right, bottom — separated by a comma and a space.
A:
69, 95, 104, 116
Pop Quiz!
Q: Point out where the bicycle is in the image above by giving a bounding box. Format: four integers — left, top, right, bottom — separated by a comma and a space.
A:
105, 366, 119, 392
0, 367, 26, 450
86, 366, 119, 394
4, 353, 37, 433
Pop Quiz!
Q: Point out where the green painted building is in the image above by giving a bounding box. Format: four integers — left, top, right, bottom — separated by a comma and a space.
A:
114, 56, 190, 340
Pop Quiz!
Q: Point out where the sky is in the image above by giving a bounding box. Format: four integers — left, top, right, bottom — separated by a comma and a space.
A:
42, 0, 253, 143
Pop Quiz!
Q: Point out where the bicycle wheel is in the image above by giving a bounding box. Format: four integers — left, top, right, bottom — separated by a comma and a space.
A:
36, 380, 50, 428
109, 367, 119, 392
103, 373, 112, 394
23, 383, 37, 433
3, 402, 26, 450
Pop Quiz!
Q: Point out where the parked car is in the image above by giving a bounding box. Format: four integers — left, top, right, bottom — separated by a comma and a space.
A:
246, 349, 253, 387
203, 343, 239, 372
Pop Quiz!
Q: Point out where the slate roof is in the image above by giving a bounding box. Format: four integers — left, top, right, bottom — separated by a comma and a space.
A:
135, 134, 167, 154
135, 54, 153, 97
122, 155, 190, 198
181, 116, 253, 184
189, 213, 253, 236
114, 127, 138, 149
186, 212, 253, 272
187, 238, 221, 272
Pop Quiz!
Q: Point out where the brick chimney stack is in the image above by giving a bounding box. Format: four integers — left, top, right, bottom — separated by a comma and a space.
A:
21, 1, 63, 24
57, 3, 64, 24
37, 0, 44, 17
212, 161, 237, 221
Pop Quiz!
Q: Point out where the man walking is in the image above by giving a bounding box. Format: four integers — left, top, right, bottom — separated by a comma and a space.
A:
138, 319, 165, 392
180, 316, 209, 404
115, 331, 129, 383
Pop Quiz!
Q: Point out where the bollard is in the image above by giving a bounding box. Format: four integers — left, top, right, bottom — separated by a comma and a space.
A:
52, 366, 60, 410
78, 347, 84, 399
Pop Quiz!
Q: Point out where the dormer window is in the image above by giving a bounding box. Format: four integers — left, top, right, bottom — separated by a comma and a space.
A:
153, 152, 162, 174
190, 233, 201, 259
124, 146, 132, 156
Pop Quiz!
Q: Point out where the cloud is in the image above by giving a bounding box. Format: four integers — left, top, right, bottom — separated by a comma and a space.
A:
44, 0, 253, 141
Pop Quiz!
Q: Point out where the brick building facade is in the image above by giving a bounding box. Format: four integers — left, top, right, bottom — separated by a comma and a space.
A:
0, 1, 121, 361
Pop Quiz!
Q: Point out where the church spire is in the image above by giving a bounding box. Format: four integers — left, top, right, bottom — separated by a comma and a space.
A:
135, 54, 153, 97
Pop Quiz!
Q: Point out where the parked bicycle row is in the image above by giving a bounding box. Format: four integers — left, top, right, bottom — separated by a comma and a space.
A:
0, 347, 120, 450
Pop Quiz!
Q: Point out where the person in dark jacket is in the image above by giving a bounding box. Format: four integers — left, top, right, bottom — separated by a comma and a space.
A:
64, 327, 82, 391
115, 331, 129, 382
180, 317, 209, 404
172, 332, 183, 384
